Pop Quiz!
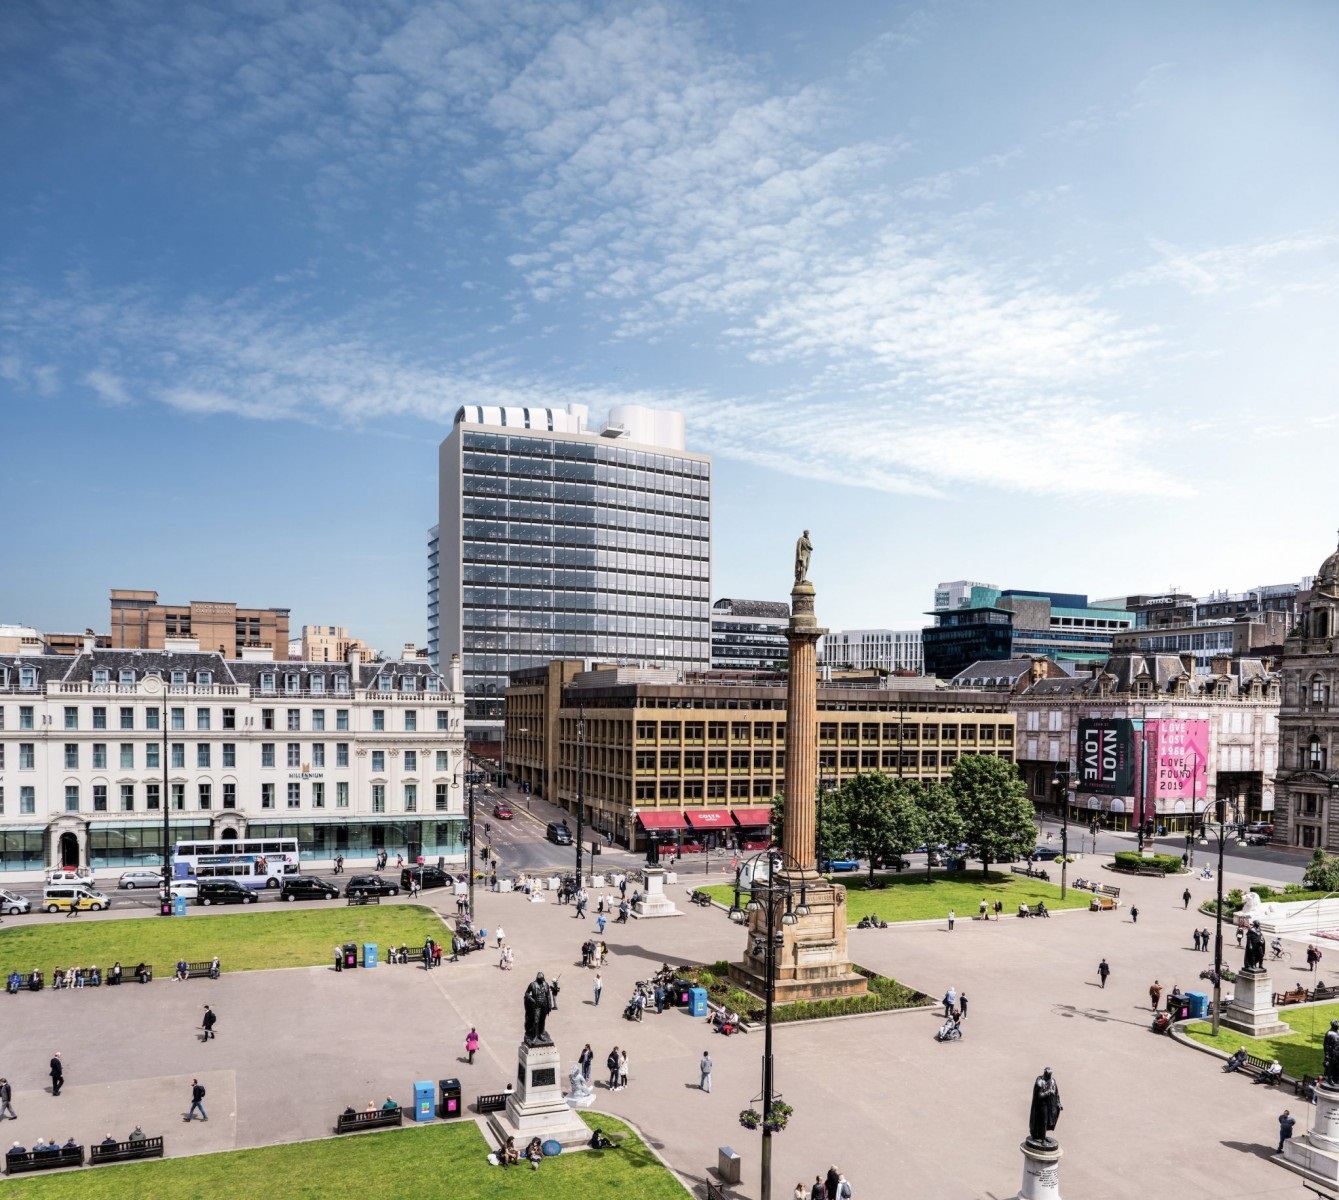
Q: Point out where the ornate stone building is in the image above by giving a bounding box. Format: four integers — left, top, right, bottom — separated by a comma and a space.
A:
1274, 538, 1339, 850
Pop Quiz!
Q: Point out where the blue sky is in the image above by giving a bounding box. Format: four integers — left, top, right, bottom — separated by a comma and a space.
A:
2, 0, 1336, 653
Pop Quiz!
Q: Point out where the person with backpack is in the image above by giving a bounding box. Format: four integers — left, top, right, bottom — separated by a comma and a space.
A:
837, 1174, 852, 1198
201, 1006, 217, 1041
606, 1047, 620, 1090
186, 1079, 207, 1121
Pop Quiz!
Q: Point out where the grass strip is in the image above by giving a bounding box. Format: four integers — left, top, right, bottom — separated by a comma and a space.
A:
1183, 1001, 1339, 1079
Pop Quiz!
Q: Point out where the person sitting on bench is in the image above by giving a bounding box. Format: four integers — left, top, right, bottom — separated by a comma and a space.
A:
134, 962, 150, 984
381, 1096, 399, 1111
208, 957, 220, 980
128, 1126, 146, 1145
109, 962, 122, 985
1018, 903, 1031, 918
175, 960, 189, 981
1223, 1047, 1248, 1072
6, 1142, 26, 1160
1035, 900, 1049, 918
100, 1133, 118, 1148
1255, 1059, 1283, 1085
6, 971, 19, 995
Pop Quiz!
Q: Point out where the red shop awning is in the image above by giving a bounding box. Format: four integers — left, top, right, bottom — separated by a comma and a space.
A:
636, 811, 687, 830
729, 807, 773, 827
684, 808, 734, 829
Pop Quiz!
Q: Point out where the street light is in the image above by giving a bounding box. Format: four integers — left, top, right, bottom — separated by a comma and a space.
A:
1049, 765, 1072, 900
465, 753, 477, 919
728, 847, 809, 1200
575, 706, 585, 892
1208, 790, 1241, 1036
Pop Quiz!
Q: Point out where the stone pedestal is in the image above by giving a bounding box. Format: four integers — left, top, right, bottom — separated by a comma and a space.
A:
487, 1041, 590, 1152
1016, 1140, 1063, 1200
1221, 967, 1289, 1037
631, 867, 681, 919
1283, 1082, 1339, 1183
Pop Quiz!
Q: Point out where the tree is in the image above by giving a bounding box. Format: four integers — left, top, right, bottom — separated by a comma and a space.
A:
914, 780, 964, 879
833, 773, 924, 883
949, 754, 1036, 876
1304, 847, 1339, 892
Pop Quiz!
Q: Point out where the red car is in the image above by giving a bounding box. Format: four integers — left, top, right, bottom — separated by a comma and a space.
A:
492, 803, 514, 820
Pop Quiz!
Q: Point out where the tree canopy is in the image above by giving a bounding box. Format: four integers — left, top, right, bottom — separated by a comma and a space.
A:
949, 754, 1036, 875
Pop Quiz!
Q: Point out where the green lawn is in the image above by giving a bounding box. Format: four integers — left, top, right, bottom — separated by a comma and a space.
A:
702, 869, 1093, 923
1183, 1002, 1339, 1079
0, 1114, 684, 1200
0, 907, 446, 976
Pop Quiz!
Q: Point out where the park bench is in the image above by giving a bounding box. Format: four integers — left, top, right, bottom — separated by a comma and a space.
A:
706, 1182, 728, 1200
346, 893, 380, 905
1272, 986, 1309, 1007
4, 1145, 84, 1175
335, 1107, 403, 1134
90, 1136, 164, 1165
172, 961, 219, 980
476, 1092, 510, 1115
1095, 883, 1121, 898
1134, 866, 1164, 878
1238, 1054, 1294, 1088
1089, 895, 1119, 911
1297, 1074, 1318, 1100
1313, 983, 1339, 1002
5, 973, 42, 993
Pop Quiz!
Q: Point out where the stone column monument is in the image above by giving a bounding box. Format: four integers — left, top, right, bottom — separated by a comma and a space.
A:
729, 532, 866, 1003
1282, 1020, 1339, 1183
1016, 1068, 1064, 1200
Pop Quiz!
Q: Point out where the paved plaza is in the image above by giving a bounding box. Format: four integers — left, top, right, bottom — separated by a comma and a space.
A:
0, 858, 1326, 1199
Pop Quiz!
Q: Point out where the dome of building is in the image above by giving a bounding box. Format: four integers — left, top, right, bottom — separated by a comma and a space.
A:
1315, 535, 1339, 599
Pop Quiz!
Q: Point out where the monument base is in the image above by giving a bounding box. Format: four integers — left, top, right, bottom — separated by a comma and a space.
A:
1016, 1140, 1063, 1200
728, 877, 868, 1003
486, 1041, 591, 1152
1281, 1083, 1339, 1183
1221, 967, 1289, 1038
631, 867, 681, 919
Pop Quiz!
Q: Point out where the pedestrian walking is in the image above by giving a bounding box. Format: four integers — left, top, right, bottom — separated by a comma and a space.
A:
1130, 905, 1140, 924
596, 913, 607, 935
943, 986, 957, 1018
0, 1077, 16, 1120
1236, 924, 1245, 948
1149, 981, 1162, 1010
594, 972, 603, 1006
699, 1051, 713, 1093
465, 1028, 479, 1065
810, 1177, 825, 1200
837, 1173, 852, 1198
1279, 1108, 1296, 1153
496, 926, 506, 949
826, 1165, 840, 1199
947, 909, 956, 931
1182, 888, 1192, 910
959, 992, 968, 1019
994, 900, 1003, 920
606, 1047, 620, 1090
49, 1054, 63, 1097
201, 1005, 217, 1041
579, 1044, 593, 1084
186, 1079, 207, 1121
1098, 958, 1110, 988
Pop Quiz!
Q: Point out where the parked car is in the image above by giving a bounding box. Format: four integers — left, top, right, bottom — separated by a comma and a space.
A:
162, 880, 200, 901
400, 865, 451, 890
0, 889, 31, 915
546, 823, 573, 846
42, 885, 111, 913
344, 874, 400, 898
118, 869, 164, 890
280, 876, 339, 902
493, 803, 514, 820
47, 867, 95, 885
198, 880, 259, 905
821, 858, 860, 872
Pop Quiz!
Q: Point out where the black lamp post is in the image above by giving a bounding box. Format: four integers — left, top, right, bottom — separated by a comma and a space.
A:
1049, 764, 1072, 900
1209, 790, 1239, 1037
161, 684, 170, 912
575, 706, 585, 890
466, 757, 476, 919
728, 847, 809, 1200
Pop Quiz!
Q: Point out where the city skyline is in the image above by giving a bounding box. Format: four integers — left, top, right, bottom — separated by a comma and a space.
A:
2, 1, 1336, 654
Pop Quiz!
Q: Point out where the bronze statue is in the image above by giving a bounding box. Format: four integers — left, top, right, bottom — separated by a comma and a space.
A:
524, 972, 553, 1045
1027, 1067, 1062, 1148
794, 529, 813, 585
1243, 921, 1266, 972
1325, 1020, 1339, 1090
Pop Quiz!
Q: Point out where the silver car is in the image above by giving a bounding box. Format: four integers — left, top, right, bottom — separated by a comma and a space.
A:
118, 869, 164, 890
0, 889, 30, 915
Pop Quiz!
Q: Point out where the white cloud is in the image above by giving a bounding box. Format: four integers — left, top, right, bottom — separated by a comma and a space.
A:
83, 369, 132, 406
1121, 229, 1339, 298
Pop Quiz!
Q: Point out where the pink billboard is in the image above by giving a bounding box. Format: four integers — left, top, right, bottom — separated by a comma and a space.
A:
1146, 719, 1209, 802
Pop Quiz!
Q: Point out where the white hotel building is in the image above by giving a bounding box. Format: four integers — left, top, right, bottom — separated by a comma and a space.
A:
0, 641, 466, 875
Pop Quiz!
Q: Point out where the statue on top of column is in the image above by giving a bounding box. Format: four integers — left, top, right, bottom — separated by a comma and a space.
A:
794, 530, 813, 585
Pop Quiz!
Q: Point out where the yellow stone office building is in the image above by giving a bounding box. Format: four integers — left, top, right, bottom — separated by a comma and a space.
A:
505, 662, 1015, 852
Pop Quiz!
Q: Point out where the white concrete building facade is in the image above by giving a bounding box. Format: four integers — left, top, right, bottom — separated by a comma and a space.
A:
821, 628, 923, 675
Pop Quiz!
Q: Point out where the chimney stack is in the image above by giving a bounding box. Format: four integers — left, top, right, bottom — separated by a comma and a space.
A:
1178, 652, 1195, 677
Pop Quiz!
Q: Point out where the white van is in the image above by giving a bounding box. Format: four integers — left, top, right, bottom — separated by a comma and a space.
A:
46, 867, 94, 886
0, 889, 30, 915
41, 885, 111, 913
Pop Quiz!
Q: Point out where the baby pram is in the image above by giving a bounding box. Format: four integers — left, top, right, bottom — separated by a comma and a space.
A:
935, 1016, 963, 1042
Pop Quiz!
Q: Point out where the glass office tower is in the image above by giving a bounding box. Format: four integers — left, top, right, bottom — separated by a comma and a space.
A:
439, 404, 711, 734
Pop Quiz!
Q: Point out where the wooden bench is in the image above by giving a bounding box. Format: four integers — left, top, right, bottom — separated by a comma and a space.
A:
4, 1145, 84, 1175
1272, 986, 1309, 1006
347, 893, 380, 905
1089, 895, 1119, 911
706, 1182, 727, 1200
1239, 1054, 1292, 1087
90, 1136, 164, 1165
1096, 883, 1121, 898
1134, 866, 1164, 878
5, 973, 42, 993
335, 1107, 403, 1134
1314, 983, 1339, 1002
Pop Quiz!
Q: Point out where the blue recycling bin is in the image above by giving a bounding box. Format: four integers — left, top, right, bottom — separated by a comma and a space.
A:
412, 1080, 435, 1122
173, 895, 187, 917
688, 986, 708, 1018
1185, 991, 1209, 1019
362, 943, 378, 969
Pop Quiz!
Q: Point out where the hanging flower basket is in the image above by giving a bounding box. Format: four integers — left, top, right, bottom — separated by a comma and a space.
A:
739, 1108, 761, 1130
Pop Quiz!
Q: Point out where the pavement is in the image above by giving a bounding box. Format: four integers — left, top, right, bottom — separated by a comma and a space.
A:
0, 828, 1331, 1199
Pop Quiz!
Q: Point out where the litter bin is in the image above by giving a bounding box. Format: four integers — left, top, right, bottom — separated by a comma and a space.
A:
1186, 991, 1209, 1019
688, 986, 708, 1018
718, 1145, 742, 1185
438, 1077, 462, 1119
159, 899, 173, 916
173, 895, 187, 917
362, 942, 378, 969
412, 1080, 435, 1122
1166, 996, 1190, 1020
343, 943, 358, 969
672, 979, 691, 1007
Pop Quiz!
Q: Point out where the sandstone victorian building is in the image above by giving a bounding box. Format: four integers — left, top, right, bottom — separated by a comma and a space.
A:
1275, 538, 1339, 850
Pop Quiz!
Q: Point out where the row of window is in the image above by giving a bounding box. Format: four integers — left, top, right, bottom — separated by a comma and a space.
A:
627, 720, 1012, 743
0, 705, 453, 733
0, 780, 455, 816
0, 666, 439, 695
0, 743, 457, 773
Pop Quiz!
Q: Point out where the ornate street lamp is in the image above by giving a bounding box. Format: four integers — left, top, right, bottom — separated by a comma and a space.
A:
1049, 764, 1073, 899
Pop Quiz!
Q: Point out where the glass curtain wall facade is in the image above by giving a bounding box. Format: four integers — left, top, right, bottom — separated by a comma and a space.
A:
427, 525, 440, 671
443, 419, 711, 728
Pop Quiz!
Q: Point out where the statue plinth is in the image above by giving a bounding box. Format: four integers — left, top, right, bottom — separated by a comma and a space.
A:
1016, 1140, 1063, 1200
487, 1041, 590, 1151
1221, 967, 1289, 1037
631, 867, 681, 919
1282, 1084, 1339, 1183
